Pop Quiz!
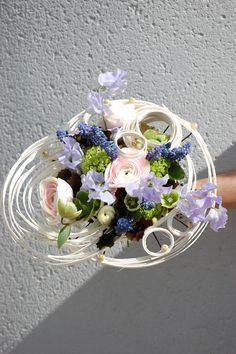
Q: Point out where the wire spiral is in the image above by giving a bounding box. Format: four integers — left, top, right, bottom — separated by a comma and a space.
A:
2, 100, 216, 268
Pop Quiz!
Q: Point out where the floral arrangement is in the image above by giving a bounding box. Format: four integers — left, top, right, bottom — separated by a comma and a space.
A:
38, 69, 228, 252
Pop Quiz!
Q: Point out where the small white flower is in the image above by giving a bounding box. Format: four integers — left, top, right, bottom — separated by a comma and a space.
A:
97, 205, 115, 225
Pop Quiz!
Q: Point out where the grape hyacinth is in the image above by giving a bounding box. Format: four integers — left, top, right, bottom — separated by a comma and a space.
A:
56, 129, 69, 142
115, 217, 133, 235
146, 142, 191, 162
78, 123, 118, 160
141, 200, 155, 210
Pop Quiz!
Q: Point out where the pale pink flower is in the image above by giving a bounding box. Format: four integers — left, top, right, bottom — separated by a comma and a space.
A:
104, 101, 136, 129
105, 149, 150, 188
39, 177, 73, 224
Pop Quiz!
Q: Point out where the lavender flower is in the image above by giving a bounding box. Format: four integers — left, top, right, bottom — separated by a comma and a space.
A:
125, 173, 171, 203
205, 206, 228, 231
56, 129, 69, 142
98, 68, 127, 97
86, 91, 105, 115
146, 142, 191, 161
115, 217, 133, 235
80, 170, 115, 205
177, 182, 227, 227
58, 137, 84, 170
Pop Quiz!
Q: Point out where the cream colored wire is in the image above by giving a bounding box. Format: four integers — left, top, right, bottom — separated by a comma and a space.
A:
2, 100, 216, 267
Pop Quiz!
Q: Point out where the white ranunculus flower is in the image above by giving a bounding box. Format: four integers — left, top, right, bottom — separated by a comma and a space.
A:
39, 177, 73, 224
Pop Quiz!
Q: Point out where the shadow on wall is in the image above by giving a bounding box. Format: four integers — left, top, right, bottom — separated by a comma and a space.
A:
198, 141, 236, 178
10, 144, 236, 354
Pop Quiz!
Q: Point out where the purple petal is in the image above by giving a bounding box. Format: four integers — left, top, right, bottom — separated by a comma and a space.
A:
205, 206, 228, 231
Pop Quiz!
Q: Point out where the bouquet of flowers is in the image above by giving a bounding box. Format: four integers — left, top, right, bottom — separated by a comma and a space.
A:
3, 69, 228, 268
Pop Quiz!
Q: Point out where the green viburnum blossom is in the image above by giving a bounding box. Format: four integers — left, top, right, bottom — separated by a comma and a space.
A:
124, 194, 140, 211
150, 157, 171, 177
81, 146, 111, 174
161, 190, 179, 209
144, 129, 169, 144
132, 203, 164, 221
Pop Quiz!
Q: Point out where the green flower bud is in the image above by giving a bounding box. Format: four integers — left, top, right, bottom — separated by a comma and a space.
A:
57, 199, 66, 217
97, 205, 115, 225
124, 194, 140, 211
57, 199, 82, 219
161, 190, 179, 209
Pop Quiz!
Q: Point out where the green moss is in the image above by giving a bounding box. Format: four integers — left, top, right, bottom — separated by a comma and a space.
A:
150, 157, 171, 177
81, 146, 111, 174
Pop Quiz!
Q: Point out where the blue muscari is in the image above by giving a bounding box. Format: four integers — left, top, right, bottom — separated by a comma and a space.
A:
115, 217, 133, 235
141, 200, 155, 210
56, 129, 69, 142
146, 142, 191, 162
78, 122, 118, 160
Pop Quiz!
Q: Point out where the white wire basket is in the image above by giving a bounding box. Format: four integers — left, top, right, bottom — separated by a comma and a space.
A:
2, 100, 216, 268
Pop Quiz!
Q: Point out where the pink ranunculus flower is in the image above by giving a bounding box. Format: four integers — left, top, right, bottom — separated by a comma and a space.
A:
39, 177, 73, 224
105, 148, 150, 189
104, 101, 136, 129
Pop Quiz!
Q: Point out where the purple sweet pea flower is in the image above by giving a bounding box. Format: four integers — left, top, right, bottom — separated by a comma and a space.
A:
81, 170, 115, 205
205, 206, 228, 231
98, 68, 127, 97
177, 182, 227, 228
58, 137, 84, 170
86, 91, 105, 115
125, 173, 171, 203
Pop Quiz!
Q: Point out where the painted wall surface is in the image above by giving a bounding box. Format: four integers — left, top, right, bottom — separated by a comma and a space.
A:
0, 1, 236, 353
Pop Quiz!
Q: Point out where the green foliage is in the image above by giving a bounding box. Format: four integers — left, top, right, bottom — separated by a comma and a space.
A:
150, 157, 171, 177
81, 146, 111, 174
57, 225, 71, 249
168, 162, 185, 180
74, 191, 101, 220
132, 203, 164, 221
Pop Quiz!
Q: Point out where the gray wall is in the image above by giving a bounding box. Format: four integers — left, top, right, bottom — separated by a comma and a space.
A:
0, 1, 236, 353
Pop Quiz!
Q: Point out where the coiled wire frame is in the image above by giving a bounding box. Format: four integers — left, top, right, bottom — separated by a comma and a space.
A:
2, 100, 216, 268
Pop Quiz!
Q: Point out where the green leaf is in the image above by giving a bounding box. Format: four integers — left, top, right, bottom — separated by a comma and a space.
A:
75, 191, 89, 204
168, 162, 185, 180
57, 225, 71, 249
